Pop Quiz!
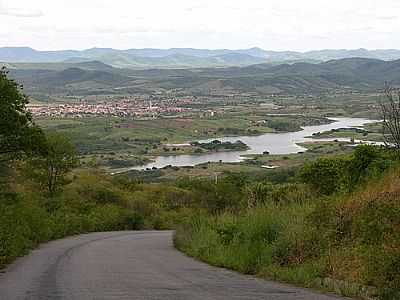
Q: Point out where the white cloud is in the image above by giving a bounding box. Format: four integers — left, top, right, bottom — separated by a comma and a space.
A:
0, 0, 43, 17
1, 8, 43, 17
0, 0, 400, 50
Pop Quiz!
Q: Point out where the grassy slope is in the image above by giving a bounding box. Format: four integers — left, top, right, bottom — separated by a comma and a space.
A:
175, 168, 400, 300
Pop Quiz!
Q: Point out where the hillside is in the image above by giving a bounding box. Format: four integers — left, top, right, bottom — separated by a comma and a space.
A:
6, 57, 400, 96
175, 148, 400, 300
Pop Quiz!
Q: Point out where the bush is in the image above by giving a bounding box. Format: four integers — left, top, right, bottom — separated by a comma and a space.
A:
0, 197, 52, 266
342, 145, 394, 191
300, 157, 346, 195
176, 176, 246, 212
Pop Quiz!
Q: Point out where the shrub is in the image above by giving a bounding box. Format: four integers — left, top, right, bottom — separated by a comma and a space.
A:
300, 157, 346, 195
0, 197, 52, 266
342, 145, 394, 191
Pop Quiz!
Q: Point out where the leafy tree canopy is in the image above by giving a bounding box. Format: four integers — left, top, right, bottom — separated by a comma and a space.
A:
0, 67, 45, 159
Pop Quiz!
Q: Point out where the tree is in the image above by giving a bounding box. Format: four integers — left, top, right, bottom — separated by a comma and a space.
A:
343, 145, 391, 191
0, 67, 45, 199
379, 84, 400, 149
300, 157, 346, 196
0, 67, 45, 161
29, 133, 78, 194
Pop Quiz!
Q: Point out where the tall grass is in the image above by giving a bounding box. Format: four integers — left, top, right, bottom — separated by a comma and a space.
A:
175, 202, 317, 276
175, 168, 400, 299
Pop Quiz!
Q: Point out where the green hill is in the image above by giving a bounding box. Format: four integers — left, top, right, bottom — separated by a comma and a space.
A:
6, 58, 400, 95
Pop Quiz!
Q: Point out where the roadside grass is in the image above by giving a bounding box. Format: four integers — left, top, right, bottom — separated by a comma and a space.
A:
0, 170, 193, 268
175, 167, 400, 299
175, 202, 316, 276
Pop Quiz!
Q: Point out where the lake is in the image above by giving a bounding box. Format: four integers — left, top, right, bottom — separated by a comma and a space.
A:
132, 117, 378, 170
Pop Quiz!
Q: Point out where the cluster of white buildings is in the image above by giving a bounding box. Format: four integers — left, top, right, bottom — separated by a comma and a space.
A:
28, 99, 192, 118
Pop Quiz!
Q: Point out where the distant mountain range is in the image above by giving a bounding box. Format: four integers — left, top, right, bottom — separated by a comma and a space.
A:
7, 57, 400, 95
2, 47, 400, 69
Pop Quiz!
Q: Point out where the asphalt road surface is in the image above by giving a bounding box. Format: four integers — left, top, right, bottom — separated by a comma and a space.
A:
0, 231, 346, 300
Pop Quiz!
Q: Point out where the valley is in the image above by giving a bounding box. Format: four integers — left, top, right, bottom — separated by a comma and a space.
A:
1, 46, 399, 300
3, 0, 400, 296
5, 50, 389, 176
30, 85, 382, 176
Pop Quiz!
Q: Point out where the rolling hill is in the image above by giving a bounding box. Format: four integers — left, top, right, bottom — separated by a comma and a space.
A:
6, 57, 400, 96
2, 47, 400, 69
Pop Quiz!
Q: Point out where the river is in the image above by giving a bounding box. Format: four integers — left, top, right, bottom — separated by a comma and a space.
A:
132, 117, 378, 170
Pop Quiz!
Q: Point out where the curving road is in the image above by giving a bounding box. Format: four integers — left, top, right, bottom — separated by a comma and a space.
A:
0, 231, 346, 300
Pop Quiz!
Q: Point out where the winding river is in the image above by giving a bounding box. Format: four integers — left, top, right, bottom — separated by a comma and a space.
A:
132, 117, 377, 170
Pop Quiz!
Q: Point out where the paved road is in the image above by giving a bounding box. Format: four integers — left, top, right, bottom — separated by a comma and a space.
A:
0, 231, 346, 300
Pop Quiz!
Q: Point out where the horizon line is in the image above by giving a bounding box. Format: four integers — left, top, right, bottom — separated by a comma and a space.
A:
1, 46, 400, 53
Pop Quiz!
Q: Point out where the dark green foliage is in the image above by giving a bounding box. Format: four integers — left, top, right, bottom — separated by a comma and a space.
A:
0, 198, 52, 266
0, 172, 150, 267
217, 128, 247, 135
266, 119, 301, 132
300, 145, 396, 195
176, 174, 247, 212
300, 157, 346, 195
192, 140, 249, 152
0, 67, 45, 159
343, 145, 393, 190
0, 67, 47, 200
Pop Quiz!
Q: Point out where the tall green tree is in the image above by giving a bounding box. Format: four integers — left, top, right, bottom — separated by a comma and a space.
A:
0, 67, 45, 199
28, 133, 78, 195
0, 67, 45, 160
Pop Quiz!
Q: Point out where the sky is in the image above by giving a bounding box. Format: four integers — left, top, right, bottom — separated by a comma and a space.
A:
1, 0, 400, 51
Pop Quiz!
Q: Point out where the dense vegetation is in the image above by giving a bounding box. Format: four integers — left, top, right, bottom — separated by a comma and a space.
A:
265, 116, 331, 132
3, 161, 241, 266
1, 68, 400, 299
175, 146, 400, 300
191, 140, 249, 152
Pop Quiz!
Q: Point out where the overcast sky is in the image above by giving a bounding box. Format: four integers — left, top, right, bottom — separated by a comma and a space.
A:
1, 0, 399, 51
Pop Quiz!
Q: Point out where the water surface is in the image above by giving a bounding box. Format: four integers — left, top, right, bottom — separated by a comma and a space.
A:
133, 117, 377, 170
